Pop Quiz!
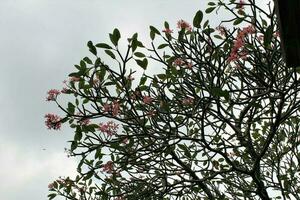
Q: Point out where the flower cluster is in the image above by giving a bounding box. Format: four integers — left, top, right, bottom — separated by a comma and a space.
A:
98, 121, 119, 136
102, 161, 114, 173
45, 113, 62, 130
103, 101, 120, 116
78, 118, 90, 126
216, 25, 227, 36
46, 89, 60, 101
143, 96, 153, 104
182, 97, 194, 106
173, 58, 193, 70
177, 19, 192, 31
228, 25, 256, 63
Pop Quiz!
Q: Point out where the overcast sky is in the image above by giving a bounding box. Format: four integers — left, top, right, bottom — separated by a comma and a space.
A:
0, 0, 268, 199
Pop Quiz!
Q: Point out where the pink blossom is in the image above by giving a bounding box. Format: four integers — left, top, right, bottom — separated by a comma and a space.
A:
69, 76, 80, 82
274, 31, 280, 38
216, 26, 227, 36
173, 58, 185, 66
122, 138, 129, 144
227, 25, 255, 63
177, 20, 192, 31
48, 183, 55, 189
143, 96, 153, 104
79, 118, 90, 126
45, 113, 62, 130
102, 161, 114, 173
237, 0, 245, 10
182, 97, 194, 105
98, 121, 119, 136
258, 34, 264, 41
186, 62, 193, 69
103, 103, 111, 113
162, 28, 173, 34
61, 87, 69, 94
146, 110, 156, 117
46, 89, 60, 101
112, 101, 120, 116
242, 25, 255, 35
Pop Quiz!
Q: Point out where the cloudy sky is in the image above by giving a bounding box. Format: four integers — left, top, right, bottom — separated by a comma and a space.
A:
0, 0, 268, 199
0, 1, 207, 199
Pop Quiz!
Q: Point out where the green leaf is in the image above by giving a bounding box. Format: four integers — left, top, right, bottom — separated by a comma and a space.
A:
83, 57, 93, 64
150, 25, 160, 40
233, 18, 244, 25
80, 60, 86, 69
87, 41, 97, 55
264, 25, 273, 47
109, 28, 121, 46
164, 21, 169, 29
71, 141, 78, 151
83, 171, 94, 181
48, 194, 57, 200
95, 43, 113, 49
157, 74, 167, 80
150, 25, 160, 35
104, 50, 116, 59
193, 10, 203, 28
134, 52, 145, 58
67, 102, 75, 114
177, 144, 191, 158
205, 7, 215, 13
136, 58, 148, 70
211, 87, 229, 101
113, 28, 121, 41
139, 76, 147, 85
158, 43, 169, 49
74, 127, 83, 141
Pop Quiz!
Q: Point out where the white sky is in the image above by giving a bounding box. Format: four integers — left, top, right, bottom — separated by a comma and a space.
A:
0, 0, 269, 199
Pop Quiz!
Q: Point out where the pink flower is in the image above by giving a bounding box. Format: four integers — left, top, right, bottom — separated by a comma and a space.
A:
177, 20, 192, 31
186, 62, 193, 69
227, 25, 255, 63
102, 161, 114, 173
79, 118, 90, 126
112, 101, 120, 116
237, 0, 245, 10
61, 87, 69, 94
162, 28, 173, 34
46, 89, 60, 101
242, 25, 255, 35
48, 183, 55, 189
143, 96, 153, 104
173, 58, 185, 66
216, 26, 227, 36
98, 121, 119, 136
146, 110, 156, 117
103, 103, 111, 113
69, 76, 80, 82
182, 97, 194, 105
45, 113, 62, 130
122, 138, 129, 144
258, 34, 264, 41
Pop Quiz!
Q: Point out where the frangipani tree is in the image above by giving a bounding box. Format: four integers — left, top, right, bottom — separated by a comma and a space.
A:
45, 1, 300, 199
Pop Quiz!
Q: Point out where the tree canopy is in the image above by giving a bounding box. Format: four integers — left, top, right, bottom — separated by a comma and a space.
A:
45, 1, 300, 199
